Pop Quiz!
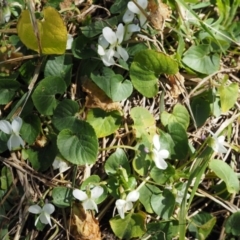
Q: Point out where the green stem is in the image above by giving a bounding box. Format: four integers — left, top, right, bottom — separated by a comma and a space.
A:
99, 145, 137, 151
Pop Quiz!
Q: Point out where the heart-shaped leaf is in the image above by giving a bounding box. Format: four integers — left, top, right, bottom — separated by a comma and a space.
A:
91, 68, 133, 101
130, 49, 178, 97
57, 120, 98, 165
32, 76, 66, 115
86, 108, 122, 138
17, 7, 67, 54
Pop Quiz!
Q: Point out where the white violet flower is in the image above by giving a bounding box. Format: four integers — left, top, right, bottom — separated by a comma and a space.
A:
73, 186, 104, 213
52, 157, 70, 173
0, 116, 25, 151
97, 23, 129, 66
210, 131, 227, 154
123, 0, 148, 28
115, 190, 139, 219
124, 23, 141, 40
152, 134, 169, 170
28, 203, 55, 226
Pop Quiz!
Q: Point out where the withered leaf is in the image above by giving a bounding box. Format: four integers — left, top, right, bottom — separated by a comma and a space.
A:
147, 0, 171, 30
69, 203, 101, 240
167, 72, 185, 99
81, 77, 122, 112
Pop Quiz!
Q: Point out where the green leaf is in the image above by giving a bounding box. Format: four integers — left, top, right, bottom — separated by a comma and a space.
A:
188, 212, 216, 240
219, 82, 238, 113
225, 211, 240, 236
110, 0, 128, 13
80, 16, 119, 38
191, 93, 211, 127
1, 166, 13, 190
52, 187, 71, 208
32, 76, 66, 115
130, 107, 156, 141
52, 99, 79, 132
182, 45, 220, 75
23, 141, 58, 172
44, 55, 73, 86
161, 103, 190, 130
0, 131, 9, 153
151, 189, 175, 220
72, 35, 96, 59
91, 68, 133, 101
110, 212, 146, 239
150, 165, 175, 185
21, 114, 41, 144
105, 148, 130, 175
0, 80, 20, 104
139, 184, 161, 213
133, 143, 151, 176
167, 122, 188, 160
130, 49, 178, 97
87, 108, 122, 138
57, 120, 98, 165
209, 159, 239, 194
145, 220, 179, 240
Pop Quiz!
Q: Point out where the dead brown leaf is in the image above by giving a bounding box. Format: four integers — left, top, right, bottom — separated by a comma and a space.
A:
81, 77, 122, 112
147, 0, 171, 30
70, 203, 101, 240
167, 72, 185, 99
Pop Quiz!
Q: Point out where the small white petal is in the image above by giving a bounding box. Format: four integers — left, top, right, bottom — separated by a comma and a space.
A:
126, 191, 140, 202
123, 9, 135, 23
137, 0, 148, 9
124, 201, 133, 211
35, 216, 40, 226
127, 24, 140, 33
73, 189, 88, 201
116, 23, 124, 44
91, 186, 104, 199
39, 212, 52, 226
101, 55, 115, 66
154, 156, 168, 169
117, 46, 129, 61
115, 199, 126, 219
58, 161, 69, 173
42, 203, 55, 215
52, 158, 61, 170
217, 135, 225, 143
97, 44, 106, 56
82, 199, 98, 212
103, 27, 117, 45
8, 134, 24, 150
28, 205, 42, 214
159, 149, 170, 159
101, 49, 115, 66
128, 1, 141, 14
153, 135, 161, 150
98, 35, 109, 49
11, 117, 22, 133
66, 34, 73, 50
0, 120, 12, 134
139, 14, 147, 28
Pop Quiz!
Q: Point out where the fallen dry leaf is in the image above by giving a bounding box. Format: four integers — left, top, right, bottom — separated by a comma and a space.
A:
167, 72, 185, 99
81, 77, 122, 112
147, 0, 171, 30
69, 203, 101, 240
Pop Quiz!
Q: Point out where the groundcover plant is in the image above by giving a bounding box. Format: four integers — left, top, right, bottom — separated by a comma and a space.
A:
0, 0, 240, 239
